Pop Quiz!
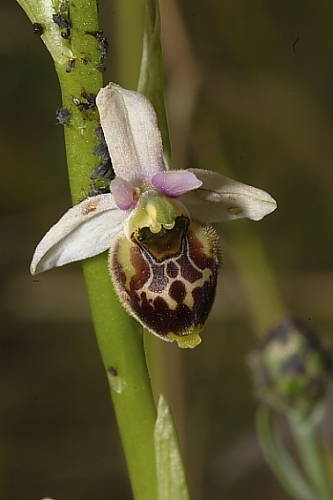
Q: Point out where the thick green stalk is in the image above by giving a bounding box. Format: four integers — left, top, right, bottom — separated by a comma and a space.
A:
55, 6, 158, 500
82, 257, 157, 500
17, 0, 158, 498
289, 412, 333, 500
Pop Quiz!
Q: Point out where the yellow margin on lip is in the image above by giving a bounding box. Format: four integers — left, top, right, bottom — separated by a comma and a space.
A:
167, 329, 202, 349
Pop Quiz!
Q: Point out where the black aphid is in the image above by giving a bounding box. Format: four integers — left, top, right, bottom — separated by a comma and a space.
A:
99, 37, 109, 57
56, 108, 70, 125
90, 162, 112, 180
90, 126, 114, 183
73, 90, 96, 111
88, 124, 114, 195
72, 99, 89, 111
86, 29, 103, 39
93, 142, 109, 160
86, 30, 109, 58
52, 12, 71, 29
82, 90, 96, 108
88, 184, 110, 197
66, 58, 75, 73
93, 127, 110, 159
96, 64, 106, 72
90, 158, 114, 182
94, 126, 104, 142
32, 22, 44, 35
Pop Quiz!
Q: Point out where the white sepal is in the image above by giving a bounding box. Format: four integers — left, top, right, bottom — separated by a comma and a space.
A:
96, 83, 165, 186
31, 194, 127, 274
179, 168, 277, 223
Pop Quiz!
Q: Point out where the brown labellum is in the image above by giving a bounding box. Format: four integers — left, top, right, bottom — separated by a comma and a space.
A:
110, 216, 220, 348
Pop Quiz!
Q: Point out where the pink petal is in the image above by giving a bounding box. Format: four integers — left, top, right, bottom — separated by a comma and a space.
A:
110, 177, 137, 210
151, 170, 202, 198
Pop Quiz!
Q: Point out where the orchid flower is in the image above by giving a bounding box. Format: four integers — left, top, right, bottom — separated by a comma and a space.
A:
31, 83, 277, 349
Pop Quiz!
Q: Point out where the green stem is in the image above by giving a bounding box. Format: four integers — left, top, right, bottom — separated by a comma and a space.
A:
289, 412, 333, 500
55, 4, 158, 499
82, 257, 157, 500
17, 0, 158, 498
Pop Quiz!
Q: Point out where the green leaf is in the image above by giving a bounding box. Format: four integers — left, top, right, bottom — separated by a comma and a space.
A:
289, 411, 333, 500
155, 395, 191, 500
256, 407, 317, 500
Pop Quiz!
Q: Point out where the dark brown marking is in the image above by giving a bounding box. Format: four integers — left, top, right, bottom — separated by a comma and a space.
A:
192, 275, 217, 325
169, 280, 186, 304
177, 253, 203, 283
128, 265, 218, 337
187, 229, 214, 270
136, 294, 193, 336
130, 246, 150, 291
166, 261, 178, 278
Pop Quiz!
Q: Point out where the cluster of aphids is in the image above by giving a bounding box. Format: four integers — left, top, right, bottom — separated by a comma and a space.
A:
55, 89, 96, 125
55, 104, 114, 196
33, 2, 112, 197
88, 126, 115, 196
86, 30, 109, 73
73, 89, 96, 111
32, 2, 109, 73
53, 1, 71, 40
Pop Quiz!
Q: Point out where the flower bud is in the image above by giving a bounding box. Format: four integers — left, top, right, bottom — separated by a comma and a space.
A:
250, 317, 332, 414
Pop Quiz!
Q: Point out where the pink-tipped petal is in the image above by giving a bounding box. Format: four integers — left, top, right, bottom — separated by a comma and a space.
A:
180, 168, 277, 222
152, 170, 202, 198
30, 194, 127, 274
96, 83, 165, 185
110, 177, 137, 210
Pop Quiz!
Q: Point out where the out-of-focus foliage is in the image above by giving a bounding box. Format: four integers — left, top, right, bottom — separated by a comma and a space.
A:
1, 0, 333, 499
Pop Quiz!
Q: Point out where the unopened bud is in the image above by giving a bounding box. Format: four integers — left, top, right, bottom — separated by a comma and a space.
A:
249, 317, 332, 414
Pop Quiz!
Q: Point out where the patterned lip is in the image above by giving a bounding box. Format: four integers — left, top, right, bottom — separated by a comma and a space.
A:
111, 220, 220, 339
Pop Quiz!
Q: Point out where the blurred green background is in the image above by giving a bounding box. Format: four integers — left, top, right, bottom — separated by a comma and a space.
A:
1, 0, 333, 499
